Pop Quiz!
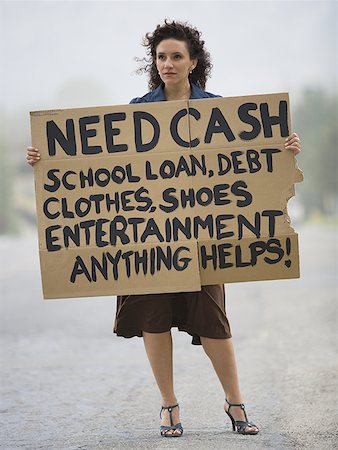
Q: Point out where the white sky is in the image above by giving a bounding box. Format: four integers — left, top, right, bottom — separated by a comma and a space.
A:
0, 0, 337, 116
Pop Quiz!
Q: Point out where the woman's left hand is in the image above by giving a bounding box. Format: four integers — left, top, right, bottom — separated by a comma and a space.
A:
284, 132, 301, 156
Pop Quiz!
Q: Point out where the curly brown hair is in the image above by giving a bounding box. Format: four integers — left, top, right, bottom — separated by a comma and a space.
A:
137, 19, 212, 91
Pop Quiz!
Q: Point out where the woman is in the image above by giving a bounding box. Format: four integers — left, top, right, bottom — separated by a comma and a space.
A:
27, 20, 301, 438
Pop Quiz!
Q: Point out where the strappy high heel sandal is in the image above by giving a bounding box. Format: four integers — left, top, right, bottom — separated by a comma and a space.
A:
159, 403, 183, 437
224, 398, 259, 435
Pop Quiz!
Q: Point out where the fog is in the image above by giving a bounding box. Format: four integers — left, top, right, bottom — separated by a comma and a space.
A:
1, 0, 336, 115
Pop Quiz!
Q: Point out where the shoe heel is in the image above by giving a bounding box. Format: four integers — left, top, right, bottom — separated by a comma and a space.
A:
225, 410, 236, 431
224, 398, 259, 435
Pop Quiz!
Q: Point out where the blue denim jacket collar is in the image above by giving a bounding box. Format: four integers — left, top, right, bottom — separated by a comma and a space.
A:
149, 83, 208, 102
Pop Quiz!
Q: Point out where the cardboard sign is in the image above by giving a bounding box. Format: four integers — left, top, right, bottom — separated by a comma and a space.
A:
30, 93, 303, 299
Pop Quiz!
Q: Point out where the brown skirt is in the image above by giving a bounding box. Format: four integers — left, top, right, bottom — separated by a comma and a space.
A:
113, 284, 232, 345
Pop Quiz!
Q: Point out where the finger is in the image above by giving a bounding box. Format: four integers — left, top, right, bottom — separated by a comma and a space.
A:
27, 157, 38, 165
26, 154, 39, 161
284, 140, 301, 151
27, 151, 40, 157
285, 142, 301, 149
285, 132, 298, 140
285, 142, 301, 150
285, 133, 299, 144
285, 137, 300, 146
286, 137, 301, 145
27, 146, 39, 152
285, 144, 300, 150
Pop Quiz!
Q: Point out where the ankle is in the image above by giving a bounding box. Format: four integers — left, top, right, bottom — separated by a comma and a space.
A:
161, 398, 178, 407
225, 395, 243, 405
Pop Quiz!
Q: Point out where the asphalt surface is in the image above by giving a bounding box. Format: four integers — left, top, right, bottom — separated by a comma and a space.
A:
0, 223, 337, 450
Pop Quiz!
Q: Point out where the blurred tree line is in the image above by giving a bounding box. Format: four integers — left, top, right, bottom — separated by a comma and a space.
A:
293, 88, 338, 217
0, 88, 337, 235
0, 136, 18, 234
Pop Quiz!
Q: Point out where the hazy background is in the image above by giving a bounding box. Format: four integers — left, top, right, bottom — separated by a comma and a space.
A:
0, 0, 337, 235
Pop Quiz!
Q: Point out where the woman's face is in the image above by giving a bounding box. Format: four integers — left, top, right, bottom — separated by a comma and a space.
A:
155, 38, 197, 87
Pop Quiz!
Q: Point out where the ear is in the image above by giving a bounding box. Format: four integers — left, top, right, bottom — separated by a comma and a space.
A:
191, 58, 198, 70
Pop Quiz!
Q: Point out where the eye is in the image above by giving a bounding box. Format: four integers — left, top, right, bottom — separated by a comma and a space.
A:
157, 55, 165, 60
174, 54, 182, 59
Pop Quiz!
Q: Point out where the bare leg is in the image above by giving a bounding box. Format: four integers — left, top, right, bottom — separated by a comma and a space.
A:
201, 336, 258, 433
143, 331, 182, 436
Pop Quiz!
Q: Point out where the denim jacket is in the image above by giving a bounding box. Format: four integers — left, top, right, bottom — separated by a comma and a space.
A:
130, 83, 221, 104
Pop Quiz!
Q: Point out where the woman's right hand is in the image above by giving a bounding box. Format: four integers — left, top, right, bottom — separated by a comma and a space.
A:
26, 146, 40, 166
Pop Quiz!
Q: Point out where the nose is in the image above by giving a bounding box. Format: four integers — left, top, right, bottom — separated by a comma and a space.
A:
164, 58, 174, 68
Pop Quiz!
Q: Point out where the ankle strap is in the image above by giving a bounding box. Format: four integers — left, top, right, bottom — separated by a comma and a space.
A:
160, 403, 179, 424
225, 398, 248, 422
161, 403, 179, 411
225, 398, 244, 408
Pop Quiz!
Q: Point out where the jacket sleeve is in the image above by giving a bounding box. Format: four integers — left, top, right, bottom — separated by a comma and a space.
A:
129, 97, 143, 104
205, 92, 222, 99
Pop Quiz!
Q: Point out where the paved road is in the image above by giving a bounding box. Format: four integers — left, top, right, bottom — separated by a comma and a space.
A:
0, 224, 337, 449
